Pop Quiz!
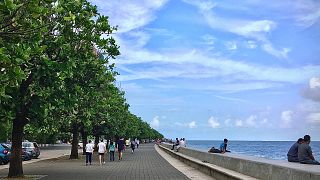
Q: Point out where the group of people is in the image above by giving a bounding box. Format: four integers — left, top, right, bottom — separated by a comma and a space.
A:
208, 138, 231, 154
84, 138, 140, 166
171, 138, 186, 151
287, 135, 320, 165
204, 135, 319, 165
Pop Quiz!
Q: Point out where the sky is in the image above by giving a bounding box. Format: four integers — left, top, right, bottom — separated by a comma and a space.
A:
91, 0, 320, 141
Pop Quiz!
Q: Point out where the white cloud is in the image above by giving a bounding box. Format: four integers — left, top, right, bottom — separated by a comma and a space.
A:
235, 120, 243, 127
299, 102, 320, 113
182, 0, 216, 11
214, 95, 249, 103
208, 116, 220, 128
93, 0, 168, 33
296, 5, 320, 28
245, 115, 257, 127
174, 121, 197, 128
188, 121, 197, 128
246, 40, 257, 49
310, 77, 320, 88
206, 0, 320, 28
151, 116, 160, 128
261, 43, 291, 59
182, 0, 290, 59
202, 34, 216, 45
224, 119, 231, 126
301, 77, 320, 102
261, 118, 268, 124
225, 41, 237, 50
281, 110, 293, 127
306, 113, 320, 124
116, 47, 320, 88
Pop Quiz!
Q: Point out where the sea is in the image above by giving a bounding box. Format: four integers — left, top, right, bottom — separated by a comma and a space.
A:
186, 140, 320, 161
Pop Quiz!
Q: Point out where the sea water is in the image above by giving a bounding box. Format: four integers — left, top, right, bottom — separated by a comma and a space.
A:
186, 140, 320, 161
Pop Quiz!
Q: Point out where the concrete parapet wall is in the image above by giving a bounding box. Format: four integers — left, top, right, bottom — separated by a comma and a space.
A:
160, 143, 320, 180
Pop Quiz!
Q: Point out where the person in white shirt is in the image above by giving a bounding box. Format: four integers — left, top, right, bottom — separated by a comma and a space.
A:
179, 138, 185, 147
98, 139, 106, 165
135, 139, 140, 148
85, 140, 94, 165
176, 138, 187, 152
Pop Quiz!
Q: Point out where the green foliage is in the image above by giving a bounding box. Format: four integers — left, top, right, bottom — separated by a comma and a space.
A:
0, 0, 163, 176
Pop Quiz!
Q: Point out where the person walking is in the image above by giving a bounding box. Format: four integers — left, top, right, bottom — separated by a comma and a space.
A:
298, 135, 320, 165
109, 140, 115, 161
85, 140, 94, 165
130, 140, 136, 153
98, 139, 106, 165
117, 137, 125, 161
135, 138, 140, 149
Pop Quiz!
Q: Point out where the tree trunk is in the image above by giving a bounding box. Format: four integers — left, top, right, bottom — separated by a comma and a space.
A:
8, 73, 33, 178
69, 123, 79, 159
8, 118, 24, 178
94, 135, 99, 152
80, 129, 87, 155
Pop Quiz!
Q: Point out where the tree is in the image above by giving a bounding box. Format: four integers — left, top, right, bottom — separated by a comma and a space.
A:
0, 0, 119, 177
1, 0, 163, 177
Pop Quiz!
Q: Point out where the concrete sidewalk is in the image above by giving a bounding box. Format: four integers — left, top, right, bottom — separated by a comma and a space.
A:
0, 144, 189, 180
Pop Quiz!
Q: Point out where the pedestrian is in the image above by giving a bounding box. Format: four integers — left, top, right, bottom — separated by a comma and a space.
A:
135, 138, 140, 149
287, 138, 304, 162
298, 135, 320, 165
85, 140, 94, 165
130, 140, 136, 153
117, 137, 125, 160
98, 139, 106, 165
109, 140, 115, 161
125, 139, 130, 149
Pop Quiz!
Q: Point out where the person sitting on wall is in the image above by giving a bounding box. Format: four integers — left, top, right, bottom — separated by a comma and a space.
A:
298, 135, 320, 165
171, 138, 179, 151
219, 138, 230, 153
287, 138, 304, 162
208, 139, 231, 154
208, 146, 221, 153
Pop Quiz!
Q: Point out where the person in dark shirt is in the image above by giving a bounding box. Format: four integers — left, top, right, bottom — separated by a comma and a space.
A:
117, 137, 125, 161
298, 135, 320, 165
287, 138, 303, 162
171, 138, 179, 151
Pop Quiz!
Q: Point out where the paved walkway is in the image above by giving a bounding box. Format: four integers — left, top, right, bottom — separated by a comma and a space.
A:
0, 144, 189, 180
155, 145, 215, 180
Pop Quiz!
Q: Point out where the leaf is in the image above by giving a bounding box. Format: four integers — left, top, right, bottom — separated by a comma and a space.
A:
4, 0, 14, 11
64, 17, 72, 21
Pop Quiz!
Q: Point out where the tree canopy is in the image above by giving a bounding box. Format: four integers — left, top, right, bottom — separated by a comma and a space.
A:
0, 0, 163, 177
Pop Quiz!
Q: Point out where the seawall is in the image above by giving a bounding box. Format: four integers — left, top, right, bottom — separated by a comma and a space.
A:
159, 143, 320, 180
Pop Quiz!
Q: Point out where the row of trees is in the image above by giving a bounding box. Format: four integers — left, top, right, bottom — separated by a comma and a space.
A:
0, 0, 163, 178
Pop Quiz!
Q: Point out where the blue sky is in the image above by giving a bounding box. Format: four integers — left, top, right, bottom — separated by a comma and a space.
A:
91, 0, 320, 141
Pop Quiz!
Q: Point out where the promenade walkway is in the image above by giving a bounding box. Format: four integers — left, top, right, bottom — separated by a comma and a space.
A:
0, 144, 193, 180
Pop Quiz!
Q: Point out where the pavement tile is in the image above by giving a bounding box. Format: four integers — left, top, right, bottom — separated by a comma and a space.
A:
0, 144, 189, 180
